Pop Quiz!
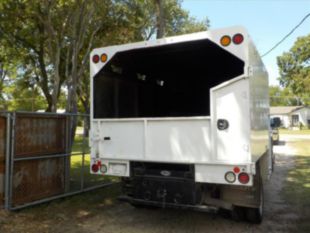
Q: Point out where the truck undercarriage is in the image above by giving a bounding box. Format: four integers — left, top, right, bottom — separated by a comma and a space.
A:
119, 160, 264, 223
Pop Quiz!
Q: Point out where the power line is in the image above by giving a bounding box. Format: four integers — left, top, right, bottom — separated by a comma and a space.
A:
261, 13, 310, 57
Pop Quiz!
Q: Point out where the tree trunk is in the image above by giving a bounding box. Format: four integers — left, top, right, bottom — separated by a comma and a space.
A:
155, 0, 165, 39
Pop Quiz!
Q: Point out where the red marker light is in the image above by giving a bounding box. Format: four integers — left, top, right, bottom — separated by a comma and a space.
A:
238, 172, 250, 184
91, 163, 99, 173
92, 54, 99, 63
233, 33, 244, 45
233, 166, 240, 173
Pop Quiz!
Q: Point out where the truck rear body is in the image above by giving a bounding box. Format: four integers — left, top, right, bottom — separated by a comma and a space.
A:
90, 27, 271, 218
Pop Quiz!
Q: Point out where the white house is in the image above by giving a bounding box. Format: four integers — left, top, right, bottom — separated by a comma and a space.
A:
270, 106, 310, 128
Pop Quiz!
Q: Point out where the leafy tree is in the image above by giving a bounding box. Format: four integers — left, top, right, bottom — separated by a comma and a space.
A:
277, 34, 310, 105
0, 0, 208, 114
0, 53, 8, 109
269, 85, 301, 106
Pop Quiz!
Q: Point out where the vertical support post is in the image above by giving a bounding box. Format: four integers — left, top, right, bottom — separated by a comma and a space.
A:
4, 112, 11, 209
80, 115, 87, 191
143, 119, 147, 159
64, 115, 71, 193
7, 112, 16, 209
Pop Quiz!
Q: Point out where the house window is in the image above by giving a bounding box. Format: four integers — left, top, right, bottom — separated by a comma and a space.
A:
292, 114, 299, 126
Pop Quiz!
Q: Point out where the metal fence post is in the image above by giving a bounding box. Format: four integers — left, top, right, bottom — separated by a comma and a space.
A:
80, 115, 86, 191
64, 115, 71, 193
4, 112, 11, 209
7, 112, 16, 209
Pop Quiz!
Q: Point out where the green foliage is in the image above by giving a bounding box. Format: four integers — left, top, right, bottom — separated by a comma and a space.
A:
277, 34, 310, 105
269, 85, 301, 106
0, 0, 208, 112
162, 0, 209, 36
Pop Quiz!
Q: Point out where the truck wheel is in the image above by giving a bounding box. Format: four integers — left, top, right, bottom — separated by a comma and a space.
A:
245, 178, 264, 224
231, 206, 245, 221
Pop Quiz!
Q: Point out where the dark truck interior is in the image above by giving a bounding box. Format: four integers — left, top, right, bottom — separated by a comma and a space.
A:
93, 38, 244, 118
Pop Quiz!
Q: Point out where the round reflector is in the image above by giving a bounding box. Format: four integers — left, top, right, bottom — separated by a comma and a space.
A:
233, 166, 240, 173
233, 33, 244, 45
101, 53, 108, 62
225, 171, 236, 183
92, 54, 99, 63
220, 35, 231, 47
100, 164, 107, 173
238, 172, 250, 184
91, 163, 99, 173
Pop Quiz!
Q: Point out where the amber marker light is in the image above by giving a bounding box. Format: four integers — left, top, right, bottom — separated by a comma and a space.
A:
101, 53, 108, 62
220, 35, 231, 46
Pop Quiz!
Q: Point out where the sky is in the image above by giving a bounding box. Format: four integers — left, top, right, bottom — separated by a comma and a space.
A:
181, 0, 310, 86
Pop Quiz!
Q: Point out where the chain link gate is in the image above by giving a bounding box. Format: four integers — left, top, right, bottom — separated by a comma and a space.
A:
0, 111, 114, 210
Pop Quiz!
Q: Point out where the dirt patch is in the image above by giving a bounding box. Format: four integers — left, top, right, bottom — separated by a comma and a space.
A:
0, 155, 303, 233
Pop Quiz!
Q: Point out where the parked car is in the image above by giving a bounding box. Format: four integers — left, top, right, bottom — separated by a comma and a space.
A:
270, 117, 280, 145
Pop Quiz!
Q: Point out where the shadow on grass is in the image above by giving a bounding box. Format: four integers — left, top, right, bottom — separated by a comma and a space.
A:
282, 155, 310, 232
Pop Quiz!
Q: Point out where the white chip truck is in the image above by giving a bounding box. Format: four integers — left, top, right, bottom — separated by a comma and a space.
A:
89, 26, 273, 223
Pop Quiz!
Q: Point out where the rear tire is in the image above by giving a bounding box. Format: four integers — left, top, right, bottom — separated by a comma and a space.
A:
231, 206, 245, 221
245, 177, 264, 224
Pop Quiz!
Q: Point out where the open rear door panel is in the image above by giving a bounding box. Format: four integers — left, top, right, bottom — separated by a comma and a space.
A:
211, 78, 250, 163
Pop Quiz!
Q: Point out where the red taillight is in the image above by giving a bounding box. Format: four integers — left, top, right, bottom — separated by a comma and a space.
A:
92, 54, 99, 63
233, 33, 244, 45
92, 163, 99, 173
238, 172, 249, 184
233, 166, 240, 173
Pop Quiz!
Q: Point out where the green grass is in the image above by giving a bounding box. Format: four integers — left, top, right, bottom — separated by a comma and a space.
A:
279, 128, 310, 135
282, 140, 310, 232
71, 135, 90, 154
69, 135, 119, 191
286, 141, 310, 156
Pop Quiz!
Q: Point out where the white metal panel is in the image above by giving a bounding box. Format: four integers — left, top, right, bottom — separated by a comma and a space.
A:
248, 39, 270, 163
95, 117, 212, 163
98, 121, 144, 160
90, 26, 248, 79
145, 118, 211, 163
195, 164, 253, 186
211, 78, 251, 163
90, 159, 130, 177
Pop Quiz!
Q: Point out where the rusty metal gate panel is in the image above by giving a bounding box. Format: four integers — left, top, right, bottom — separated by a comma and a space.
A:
12, 158, 65, 206
0, 116, 6, 207
14, 113, 67, 158
11, 113, 67, 207
0, 112, 113, 210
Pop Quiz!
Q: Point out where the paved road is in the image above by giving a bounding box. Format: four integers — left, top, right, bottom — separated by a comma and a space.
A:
280, 134, 310, 141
